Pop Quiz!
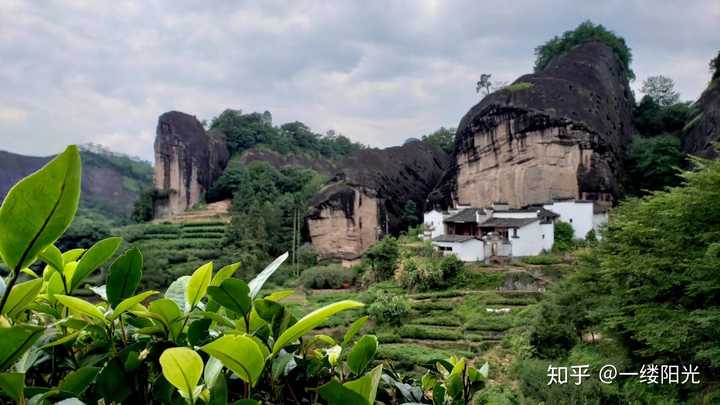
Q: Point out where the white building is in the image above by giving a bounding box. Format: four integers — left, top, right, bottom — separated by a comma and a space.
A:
432, 235, 485, 262
542, 200, 607, 239
424, 199, 608, 262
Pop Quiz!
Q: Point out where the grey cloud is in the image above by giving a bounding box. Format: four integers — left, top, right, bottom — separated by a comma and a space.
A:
0, 0, 717, 160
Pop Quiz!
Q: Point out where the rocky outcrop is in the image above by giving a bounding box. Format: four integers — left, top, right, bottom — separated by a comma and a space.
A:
682, 81, 720, 158
153, 111, 229, 218
307, 141, 450, 259
447, 41, 633, 209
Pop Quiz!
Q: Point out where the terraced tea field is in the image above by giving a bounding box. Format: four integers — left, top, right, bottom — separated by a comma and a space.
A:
282, 262, 566, 375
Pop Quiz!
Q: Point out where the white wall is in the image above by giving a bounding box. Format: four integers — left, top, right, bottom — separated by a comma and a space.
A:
492, 210, 537, 219
543, 201, 595, 239
511, 221, 547, 256
541, 222, 554, 251
592, 212, 608, 238
423, 210, 445, 240
433, 239, 485, 262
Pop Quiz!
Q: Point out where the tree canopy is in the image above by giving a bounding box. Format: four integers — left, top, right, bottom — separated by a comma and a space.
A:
534, 20, 634, 80
210, 109, 364, 159
421, 127, 455, 154
640, 75, 680, 107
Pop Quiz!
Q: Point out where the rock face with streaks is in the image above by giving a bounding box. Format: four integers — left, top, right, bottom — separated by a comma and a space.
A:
448, 41, 633, 209
153, 111, 229, 218
307, 141, 450, 259
682, 80, 720, 158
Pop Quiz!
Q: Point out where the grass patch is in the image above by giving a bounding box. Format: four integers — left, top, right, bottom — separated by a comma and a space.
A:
377, 343, 473, 367
455, 270, 505, 290
522, 254, 564, 265
503, 82, 534, 92
410, 314, 463, 327
398, 325, 463, 341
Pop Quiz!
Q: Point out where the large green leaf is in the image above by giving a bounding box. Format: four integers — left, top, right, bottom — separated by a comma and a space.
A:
148, 298, 183, 339
343, 316, 369, 346
0, 372, 24, 403
200, 335, 265, 386
186, 262, 213, 310
347, 335, 378, 375
58, 367, 99, 396
165, 275, 190, 311
69, 237, 122, 291
272, 300, 364, 354
3, 278, 43, 318
96, 358, 131, 403
0, 325, 43, 370
159, 347, 204, 400
343, 364, 383, 404
108, 290, 158, 320
248, 252, 288, 299
40, 245, 64, 273
55, 295, 105, 323
319, 367, 384, 405
0, 146, 81, 270
317, 380, 368, 405
206, 279, 251, 315
210, 263, 240, 287
106, 247, 143, 308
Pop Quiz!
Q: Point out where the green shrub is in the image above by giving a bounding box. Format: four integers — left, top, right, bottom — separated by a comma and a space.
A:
363, 236, 400, 281
522, 254, 564, 265
300, 264, 356, 289
396, 254, 462, 292
553, 220, 575, 252
367, 293, 411, 325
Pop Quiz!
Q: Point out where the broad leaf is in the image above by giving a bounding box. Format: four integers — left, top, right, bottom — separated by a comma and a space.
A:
148, 298, 182, 340
55, 295, 105, 322
186, 262, 213, 310
69, 237, 122, 291
347, 335, 378, 375
200, 335, 265, 386
0, 325, 43, 370
0, 146, 81, 270
40, 245, 64, 272
210, 263, 240, 287
248, 252, 288, 299
61, 249, 85, 263
165, 276, 190, 311
3, 278, 43, 317
109, 290, 159, 320
343, 316, 369, 345
344, 365, 383, 405
206, 279, 251, 315
0, 372, 24, 403
96, 358, 131, 403
318, 380, 367, 405
106, 247, 143, 308
203, 357, 224, 390
159, 347, 204, 400
59, 367, 99, 396
273, 300, 364, 354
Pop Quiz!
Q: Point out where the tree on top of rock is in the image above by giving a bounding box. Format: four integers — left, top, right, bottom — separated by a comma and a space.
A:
641, 75, 680, 107
534, 20, 634, 80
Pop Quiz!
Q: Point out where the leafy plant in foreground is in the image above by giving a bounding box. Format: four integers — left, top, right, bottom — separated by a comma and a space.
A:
0, 145, 487, 404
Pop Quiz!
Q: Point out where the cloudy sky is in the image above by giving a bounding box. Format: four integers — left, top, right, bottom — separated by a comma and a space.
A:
1, 0, 718, 161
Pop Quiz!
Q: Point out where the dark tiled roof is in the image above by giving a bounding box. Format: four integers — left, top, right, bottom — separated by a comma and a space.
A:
444, 208, 486, 223
479, 217, 538, 228
432, 234, 478, 243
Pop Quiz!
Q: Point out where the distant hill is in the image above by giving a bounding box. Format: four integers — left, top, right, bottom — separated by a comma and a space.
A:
0, 145, 153, 222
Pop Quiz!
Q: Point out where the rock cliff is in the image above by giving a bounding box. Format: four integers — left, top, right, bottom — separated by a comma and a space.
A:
153, 111, 229, 218
447, 41, 633, 209
682, 81, 720, 158
0, 148, 153, 220
307, 141, 450, 259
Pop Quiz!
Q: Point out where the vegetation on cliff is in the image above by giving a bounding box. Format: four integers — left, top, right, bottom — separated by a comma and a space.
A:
534, 20, 634, 80
209, 109, 365, 160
